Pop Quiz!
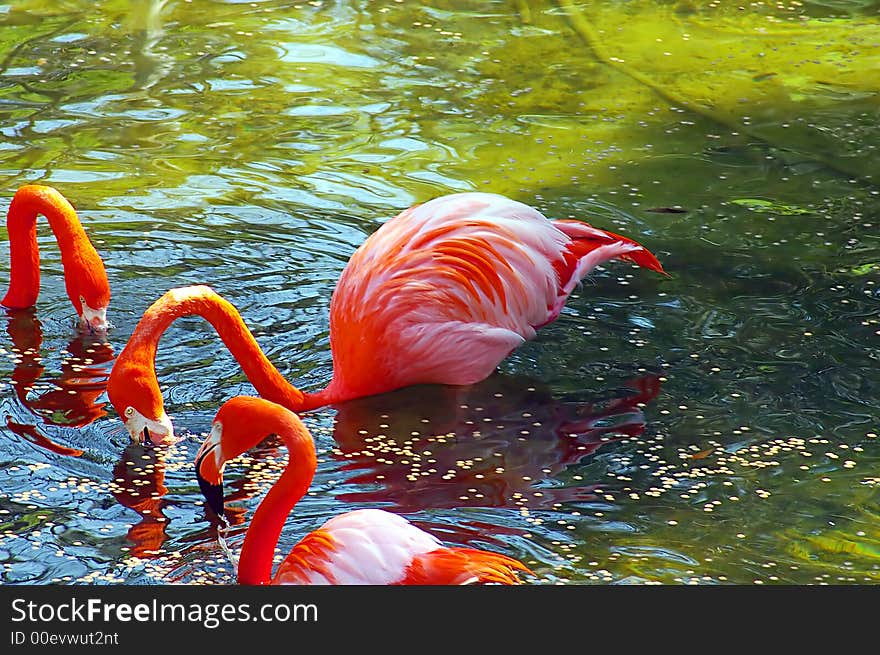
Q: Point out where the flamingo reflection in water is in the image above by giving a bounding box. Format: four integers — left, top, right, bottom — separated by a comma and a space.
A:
328, 373, 662, 514
109, 443, 171, 558
1, 310, 175, 559
3, 308, 114, 454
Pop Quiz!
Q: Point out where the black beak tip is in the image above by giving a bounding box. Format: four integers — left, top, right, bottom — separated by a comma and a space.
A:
195, 458, 224, 518
142, 427, 154, 446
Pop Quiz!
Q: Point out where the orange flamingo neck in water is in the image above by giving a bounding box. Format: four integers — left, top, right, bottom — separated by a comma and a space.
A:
108, 285, 344, 421
2, 185, 110, 313
217, 398, 317, 585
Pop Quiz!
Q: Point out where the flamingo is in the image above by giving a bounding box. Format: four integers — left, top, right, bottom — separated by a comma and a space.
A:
107, 192, 666, 444
196, 395, 532, 585
2, 185, 111, 330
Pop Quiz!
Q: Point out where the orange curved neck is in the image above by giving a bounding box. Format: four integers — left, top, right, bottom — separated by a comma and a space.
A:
2, 185, 106, 309
114, 286, 339, 412
237, 421, 317, 585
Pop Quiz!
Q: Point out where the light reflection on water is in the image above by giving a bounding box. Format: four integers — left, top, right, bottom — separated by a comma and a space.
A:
0, 0, 879, 586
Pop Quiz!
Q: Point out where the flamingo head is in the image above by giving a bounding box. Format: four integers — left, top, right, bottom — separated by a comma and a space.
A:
107, 362, 176, 446
66, 265, 112, 332
196, 396, 309, 518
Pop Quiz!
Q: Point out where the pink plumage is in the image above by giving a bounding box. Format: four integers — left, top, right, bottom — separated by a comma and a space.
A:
272, 509, 447, 585
324, 192, 665, 401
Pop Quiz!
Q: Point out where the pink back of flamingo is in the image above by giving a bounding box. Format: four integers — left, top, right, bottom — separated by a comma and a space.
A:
324, 192, 665, 400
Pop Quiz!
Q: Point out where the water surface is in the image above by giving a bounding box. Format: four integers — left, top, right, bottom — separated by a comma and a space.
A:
0, 0, 879, 585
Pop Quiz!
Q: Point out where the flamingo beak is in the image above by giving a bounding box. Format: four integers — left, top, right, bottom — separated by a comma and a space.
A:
122, 409, 176, 446
195, 445, 225, 518
81, 304, 110, 332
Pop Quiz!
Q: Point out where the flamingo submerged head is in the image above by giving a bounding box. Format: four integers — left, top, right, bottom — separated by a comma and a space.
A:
68, 266, 111, 332
106, 358, 175, 446
2, 185, 111, 331
195, 395, 532, 585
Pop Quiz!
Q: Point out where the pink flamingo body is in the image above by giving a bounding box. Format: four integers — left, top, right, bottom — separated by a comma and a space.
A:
324, 193, 664, 400
196, 395, 532, 585
108, 192, 665, 443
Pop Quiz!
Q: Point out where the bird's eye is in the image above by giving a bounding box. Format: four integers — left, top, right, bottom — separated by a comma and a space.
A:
124, 407, 134, 417
79, 295, 85, 304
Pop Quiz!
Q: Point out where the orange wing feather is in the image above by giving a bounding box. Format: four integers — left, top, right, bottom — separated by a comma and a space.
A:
273, 529, 340, 584
399, 547, 533, 585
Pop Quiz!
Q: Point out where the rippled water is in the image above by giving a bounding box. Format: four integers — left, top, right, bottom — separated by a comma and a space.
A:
1, 0, 879, 586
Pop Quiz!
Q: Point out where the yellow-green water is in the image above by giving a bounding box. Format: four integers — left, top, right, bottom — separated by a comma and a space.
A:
0, 0, 878, 585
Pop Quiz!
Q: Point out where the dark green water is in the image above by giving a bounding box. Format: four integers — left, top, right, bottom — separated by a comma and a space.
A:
0, 0, 878, 585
